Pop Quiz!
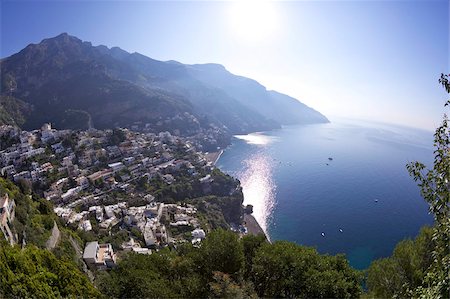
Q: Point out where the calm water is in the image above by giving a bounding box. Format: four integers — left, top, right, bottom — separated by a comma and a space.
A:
217, 119, 434, 269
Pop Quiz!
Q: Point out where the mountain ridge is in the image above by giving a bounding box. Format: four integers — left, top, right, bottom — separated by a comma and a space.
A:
0, 33, 328, 136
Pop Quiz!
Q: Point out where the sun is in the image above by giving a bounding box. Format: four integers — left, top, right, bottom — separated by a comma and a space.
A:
229, 0, 280, 43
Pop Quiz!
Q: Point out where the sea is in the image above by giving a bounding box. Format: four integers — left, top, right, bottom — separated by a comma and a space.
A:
216, 118, 435, 270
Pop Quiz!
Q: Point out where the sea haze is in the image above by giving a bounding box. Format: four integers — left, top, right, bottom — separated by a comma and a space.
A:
217, 119, 434, 270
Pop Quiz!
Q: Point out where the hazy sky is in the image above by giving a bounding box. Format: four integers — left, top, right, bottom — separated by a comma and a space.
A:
1, 0, 449, 130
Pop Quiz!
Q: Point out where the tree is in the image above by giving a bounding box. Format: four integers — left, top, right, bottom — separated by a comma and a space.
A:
96, 249, 206, 298
367, 226, 435, 297
96, 251, 178, 298
406, 73, 450, 297
109, 128, 126, 145
250, 241, 362, 298
197, 229, 245, 279
209, 271, 257, 299
242, 234, 266, 279
0, 244, 99, 298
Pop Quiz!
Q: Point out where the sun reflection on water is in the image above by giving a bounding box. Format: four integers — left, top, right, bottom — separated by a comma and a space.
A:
239, 152, 276, 236
234, 132, 278, 145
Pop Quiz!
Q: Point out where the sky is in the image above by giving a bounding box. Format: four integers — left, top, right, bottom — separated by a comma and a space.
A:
1, 0, 449, 130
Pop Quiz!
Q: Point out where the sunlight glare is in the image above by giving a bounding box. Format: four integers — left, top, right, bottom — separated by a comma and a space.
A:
229, 0, 280, 43
240, 152, 276, 235
234, 132, 279, 145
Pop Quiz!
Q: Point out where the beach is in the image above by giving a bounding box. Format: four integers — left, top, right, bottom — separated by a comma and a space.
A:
244, 214, 267, 239
204, 150, 224, 165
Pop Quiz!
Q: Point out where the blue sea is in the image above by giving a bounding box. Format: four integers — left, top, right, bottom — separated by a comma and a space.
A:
217, 119, 434, 270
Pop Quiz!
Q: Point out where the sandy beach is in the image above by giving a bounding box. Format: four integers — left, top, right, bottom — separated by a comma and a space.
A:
244, 214, 267, 239
204, 150, 224, 165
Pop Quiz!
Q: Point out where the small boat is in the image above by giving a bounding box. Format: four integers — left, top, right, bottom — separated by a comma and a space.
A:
374, 199, 379, 203
321, 232, 325, 237
339, 229, 343, 233
328, 157, 333, 161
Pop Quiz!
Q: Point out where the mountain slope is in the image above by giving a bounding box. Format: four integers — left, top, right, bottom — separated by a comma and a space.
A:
0, 34, 195, 131
0, 96, 30, 126
186, 63, 329, 125
95, 45, 279, 133
0, 33, 327, 133
267, 90, 329, 124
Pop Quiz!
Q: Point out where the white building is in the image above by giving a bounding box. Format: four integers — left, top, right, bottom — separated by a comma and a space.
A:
108, 162, 125, 173
192, 228, 206, 240
79, 220, 92, 231
41, 123, 55, 143
83, 241, 117, 270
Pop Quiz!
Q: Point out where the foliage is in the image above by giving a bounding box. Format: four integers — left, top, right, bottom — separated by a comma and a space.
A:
197, 229, 245, 278
0, 131, 19, 150
209, 271, 257, 299
60, 109, 91, 130
51, 232, 78, 262
96, 248, 200, 298
405, 73, 450, 298
0, 95, 29, 127
367, 226, 435, 298
250, 241, 362, 298
0, 178, 98, 298
189, 195, 243, 230
367, 74, 450, 298
99, 228, 129, 251
109, 128, 126, 145
242, 234, 266, 279
0, 178, 57, 247
97, 229, 362, 298
211, 168, 240, 197
0, 244, 99, 298
61, 132, 78, 150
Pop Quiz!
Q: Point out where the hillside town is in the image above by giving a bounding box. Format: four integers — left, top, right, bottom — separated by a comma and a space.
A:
0, 123, 245, 269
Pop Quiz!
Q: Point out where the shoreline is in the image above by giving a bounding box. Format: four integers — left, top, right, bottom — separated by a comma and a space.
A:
204, 149, 224, 165
244, 214, 270, 241
213, 149, 224, 165
210, 144, 270, 242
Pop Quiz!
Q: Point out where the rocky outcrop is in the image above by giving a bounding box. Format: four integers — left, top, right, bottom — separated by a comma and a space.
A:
45, 221, 60, 250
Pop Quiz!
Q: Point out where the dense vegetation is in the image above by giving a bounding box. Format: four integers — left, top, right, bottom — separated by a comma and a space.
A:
0, 178, 98, 298
96, 230, 362, 298
366, 74, 450, 298
367, 226, 435, 297
0, 95, 29, 127
0, 244, 99, 298
0, 177, 57, 247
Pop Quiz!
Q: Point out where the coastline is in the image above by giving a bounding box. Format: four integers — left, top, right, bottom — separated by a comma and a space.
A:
214, 122, 433, 270
244, 213, 269, 241
213, 149, 224, 165
212, 143, 270, 242
204, 149, 224, 165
